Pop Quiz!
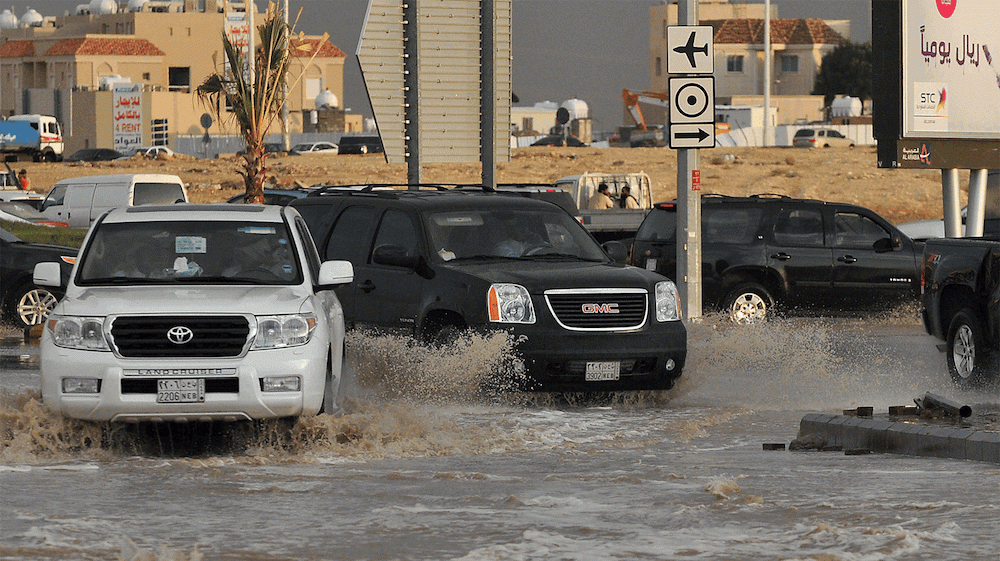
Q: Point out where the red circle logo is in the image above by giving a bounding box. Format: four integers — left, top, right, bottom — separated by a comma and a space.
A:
937, 0, 957, 18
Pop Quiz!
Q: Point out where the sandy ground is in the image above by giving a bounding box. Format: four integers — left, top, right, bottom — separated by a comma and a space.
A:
11, 145, 957, 224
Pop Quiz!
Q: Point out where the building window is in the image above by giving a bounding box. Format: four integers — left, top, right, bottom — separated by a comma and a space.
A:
780, 55, 799, 73
655, 57, 662, 77
168, 67, 190, 92
727, 55, 744, 73
522, 117, 533, 133
142, 72, 150, 80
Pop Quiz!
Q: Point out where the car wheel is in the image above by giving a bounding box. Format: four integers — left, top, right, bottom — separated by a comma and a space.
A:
7, 283, 59, 329
946, 309, 993, 388
722, 283, 773, 324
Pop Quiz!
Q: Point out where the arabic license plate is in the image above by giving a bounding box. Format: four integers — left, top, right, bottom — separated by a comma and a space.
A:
585, 362, 620, 381
156, 378, 205, 403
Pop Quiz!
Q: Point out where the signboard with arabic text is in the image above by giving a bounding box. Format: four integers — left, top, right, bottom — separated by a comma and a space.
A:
113, 85, 142, 154
904, 0, 1000, 139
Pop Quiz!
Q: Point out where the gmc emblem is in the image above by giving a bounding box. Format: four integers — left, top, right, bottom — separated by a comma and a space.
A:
581, 303, 619, 314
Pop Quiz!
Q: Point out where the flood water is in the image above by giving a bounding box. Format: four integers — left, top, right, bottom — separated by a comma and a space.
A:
2, 311, 998, 560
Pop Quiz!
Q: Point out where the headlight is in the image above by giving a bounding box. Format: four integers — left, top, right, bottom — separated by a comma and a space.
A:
488, 284, 535, 324
655, 281, 681, 322
47, 316, 110, 350
253, 313, 317, 349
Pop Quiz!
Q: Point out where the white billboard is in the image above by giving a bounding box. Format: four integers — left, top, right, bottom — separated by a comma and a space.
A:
903, 0, 1000, 139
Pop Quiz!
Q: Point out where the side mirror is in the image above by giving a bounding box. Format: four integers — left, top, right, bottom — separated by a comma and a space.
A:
873, 236, 901, 253
34, 262, 63, 287
602, 240, 629, 263
317, 260, 354, 286
372, 244, 419, 269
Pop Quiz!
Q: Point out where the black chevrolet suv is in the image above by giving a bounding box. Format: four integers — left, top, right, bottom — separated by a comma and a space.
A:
290, 185, 686, 392
630, 194, 924, 322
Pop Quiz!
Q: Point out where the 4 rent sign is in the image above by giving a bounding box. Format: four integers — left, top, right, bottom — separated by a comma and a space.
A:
113, 85, 142, 154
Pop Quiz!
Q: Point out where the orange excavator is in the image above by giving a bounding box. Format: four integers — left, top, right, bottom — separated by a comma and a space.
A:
621, 88, 670, 147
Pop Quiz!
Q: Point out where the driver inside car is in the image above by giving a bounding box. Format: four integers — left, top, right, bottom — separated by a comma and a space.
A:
221, 231, 296, 280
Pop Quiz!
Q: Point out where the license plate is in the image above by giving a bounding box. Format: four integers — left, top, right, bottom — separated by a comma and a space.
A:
156, 378, 205, 403
585, 361, 620, 381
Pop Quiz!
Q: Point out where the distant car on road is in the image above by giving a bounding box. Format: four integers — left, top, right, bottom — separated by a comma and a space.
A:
119, 146, 176, 160
225, 187, 319, 205
792, 128, 855, 148
530, 135, 587, 147
1, 227, 76, 328
64, 148, 123, 162
337, 135, 384, 154
290, 141, 338, 155
0, 201, 68, 227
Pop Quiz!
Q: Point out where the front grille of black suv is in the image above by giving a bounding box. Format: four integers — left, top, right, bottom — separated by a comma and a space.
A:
544, 289, 648, 330
110, 315, 252, 358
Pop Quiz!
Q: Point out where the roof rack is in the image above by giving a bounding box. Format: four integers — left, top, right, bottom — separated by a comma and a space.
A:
306, 183, 510, 199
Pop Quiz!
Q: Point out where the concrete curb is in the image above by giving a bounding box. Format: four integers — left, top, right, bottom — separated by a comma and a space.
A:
797, 413, 1000, 464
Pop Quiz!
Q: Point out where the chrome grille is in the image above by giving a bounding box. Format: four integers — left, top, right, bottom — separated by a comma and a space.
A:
544, 289, 648, 330
110, 315, 251, 358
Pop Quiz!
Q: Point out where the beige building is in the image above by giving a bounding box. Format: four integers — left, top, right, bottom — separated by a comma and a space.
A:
644, 0, 848, 127
0, 0, 359, 154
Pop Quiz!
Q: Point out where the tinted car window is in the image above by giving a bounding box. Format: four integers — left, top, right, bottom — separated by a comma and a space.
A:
373, 209, 418, 258
134, 183, 186, 205
834, 212, 887, 248
635, 207, 676, 242
326, 205, 378, 263
704, 207, 764, 244
773, 208, 824, 247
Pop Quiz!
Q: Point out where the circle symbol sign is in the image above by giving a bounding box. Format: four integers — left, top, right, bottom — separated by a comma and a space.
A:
674, 82, 709, 119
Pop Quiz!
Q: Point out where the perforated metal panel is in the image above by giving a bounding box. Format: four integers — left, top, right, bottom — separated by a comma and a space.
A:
358, 0, 511, 165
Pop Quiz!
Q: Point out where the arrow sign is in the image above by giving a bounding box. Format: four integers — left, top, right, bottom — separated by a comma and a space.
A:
669, 124, 715, 149
667, 26, 715, 74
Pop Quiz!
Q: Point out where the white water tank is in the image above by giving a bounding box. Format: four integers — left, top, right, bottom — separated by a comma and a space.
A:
830, 96, 862, 118
100, 74, 133, 90
89, 0, 118, 15
21, 8, 43, 26
560, 98, 589, 121
128, 0, 149, 11
315, 89, 339, 110
0, 9, 18, 29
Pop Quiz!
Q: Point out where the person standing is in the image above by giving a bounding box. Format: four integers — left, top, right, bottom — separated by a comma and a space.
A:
18, 169, 30, 191
587, 183, 615, 210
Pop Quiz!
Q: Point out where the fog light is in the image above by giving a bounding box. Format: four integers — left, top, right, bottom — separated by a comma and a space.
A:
261, 376, 300, 392
63, 378, 101, 394
665, 358, 676, 372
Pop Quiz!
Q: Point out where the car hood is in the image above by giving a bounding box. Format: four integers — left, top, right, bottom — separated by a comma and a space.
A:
443, 260, 664, 290
57, 285, 317, 317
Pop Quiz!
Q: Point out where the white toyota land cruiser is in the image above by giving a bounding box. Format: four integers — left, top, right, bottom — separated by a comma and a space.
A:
32, 204, 353, 423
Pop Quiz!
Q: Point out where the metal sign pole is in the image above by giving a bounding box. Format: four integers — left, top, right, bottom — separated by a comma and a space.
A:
676, 0, 702, 320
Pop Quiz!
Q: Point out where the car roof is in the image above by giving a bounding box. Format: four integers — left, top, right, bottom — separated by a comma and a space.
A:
293, 184, 567, 212
101, 203, 290, 223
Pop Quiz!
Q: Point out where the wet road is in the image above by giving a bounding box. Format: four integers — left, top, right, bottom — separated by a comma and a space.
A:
1, 314, 998, 560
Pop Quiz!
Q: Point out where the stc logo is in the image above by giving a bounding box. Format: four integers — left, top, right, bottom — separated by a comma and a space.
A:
918, 87, 947, 113
936, 0, 956, 19
581, 303, 619, 314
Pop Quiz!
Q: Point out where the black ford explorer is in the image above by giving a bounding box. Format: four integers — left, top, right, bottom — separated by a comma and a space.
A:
291, 185, 686, 392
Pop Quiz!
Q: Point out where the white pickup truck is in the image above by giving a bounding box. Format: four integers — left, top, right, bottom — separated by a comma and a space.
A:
554, 172, 653, 243
33, 204, 354, 423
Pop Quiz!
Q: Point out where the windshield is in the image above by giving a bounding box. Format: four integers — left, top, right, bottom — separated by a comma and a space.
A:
77, 220, 302, 285
426, 208, 607, 262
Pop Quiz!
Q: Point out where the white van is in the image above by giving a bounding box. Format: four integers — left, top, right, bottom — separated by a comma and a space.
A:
40, 174, 187, 227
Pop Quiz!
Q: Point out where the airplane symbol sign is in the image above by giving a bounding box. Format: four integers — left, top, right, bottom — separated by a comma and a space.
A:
667, 26, 714, 74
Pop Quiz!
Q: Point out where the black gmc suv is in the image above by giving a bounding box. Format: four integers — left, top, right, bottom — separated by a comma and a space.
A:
630, 194, 924, 322
290, 185, 687, 392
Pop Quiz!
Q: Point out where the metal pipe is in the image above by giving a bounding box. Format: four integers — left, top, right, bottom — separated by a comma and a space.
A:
918, 392, 972, 418
942, 169, 962, 238
966, 169, 988, 237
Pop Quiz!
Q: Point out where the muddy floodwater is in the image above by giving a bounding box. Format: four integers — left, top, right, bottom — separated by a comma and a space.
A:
2, 312, 998, 560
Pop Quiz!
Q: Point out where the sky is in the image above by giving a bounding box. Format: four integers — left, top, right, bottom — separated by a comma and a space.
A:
25, 0, 873, 133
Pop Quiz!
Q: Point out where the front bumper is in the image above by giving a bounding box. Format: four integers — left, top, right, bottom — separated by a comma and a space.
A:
40, 336, 330, 423
508, 321, 687, 392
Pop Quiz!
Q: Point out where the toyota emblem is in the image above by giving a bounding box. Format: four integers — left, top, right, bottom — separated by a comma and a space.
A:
167, 326, 194, 345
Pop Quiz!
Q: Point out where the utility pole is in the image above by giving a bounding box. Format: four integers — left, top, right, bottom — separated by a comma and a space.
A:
676, 0, 702, 320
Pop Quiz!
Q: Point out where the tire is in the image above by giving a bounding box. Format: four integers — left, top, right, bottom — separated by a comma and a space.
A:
946, 309, 994, 388
722, 283, 774, 325
7, 283, 59, 329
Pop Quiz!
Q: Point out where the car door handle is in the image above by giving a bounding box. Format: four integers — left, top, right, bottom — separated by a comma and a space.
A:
837, 255, 857, 264
770, 252, 791, 261
358, 280, 376, 293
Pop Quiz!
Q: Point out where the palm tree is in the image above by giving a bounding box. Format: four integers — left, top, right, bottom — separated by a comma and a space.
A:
197, 2, 327, 203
